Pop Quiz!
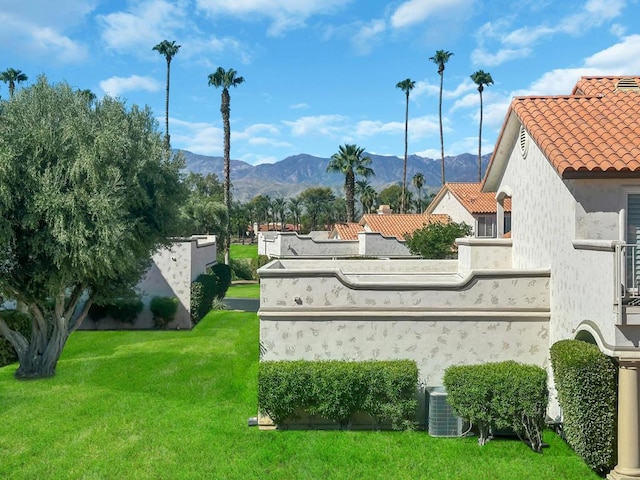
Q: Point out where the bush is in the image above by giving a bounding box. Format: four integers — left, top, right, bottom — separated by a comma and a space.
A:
191, 274, 218, 324
550, 340, 617, 472
404, 221, 472, 259
258, 360, 418, 430
230, 258, 254, 281
252, 255, 271, 279
88, 298, 143, 324
0, 310, 32, 367
150, 296, 179, 329
443, 361, 548, 451
211, 263, 232, 299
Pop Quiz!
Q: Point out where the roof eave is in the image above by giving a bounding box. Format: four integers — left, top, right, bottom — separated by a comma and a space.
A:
483, 109, 520, 192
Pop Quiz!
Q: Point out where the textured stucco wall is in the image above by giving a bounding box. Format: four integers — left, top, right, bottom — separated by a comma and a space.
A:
86, 236, 216, 330
259, 258, 550, 385
357, 232, 413, 257
496, 132, 630, 351
259, 232, 359, 258
430, 191, 475, 227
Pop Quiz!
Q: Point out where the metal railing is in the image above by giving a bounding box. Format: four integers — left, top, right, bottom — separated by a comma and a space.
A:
615, 243, 640, 305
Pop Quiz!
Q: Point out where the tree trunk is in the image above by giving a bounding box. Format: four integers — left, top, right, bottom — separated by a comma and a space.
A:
401, 92, 409, 214
221, 88, 231, 265
439, 72, 445, 185
164, 59, 171, 150
478, 88, 484, 182
346, 170, 355, 223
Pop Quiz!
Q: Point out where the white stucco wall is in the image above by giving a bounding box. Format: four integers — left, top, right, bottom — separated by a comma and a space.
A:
430, 191, 476, 227
357, 232, 413, 257
496, 133, 636, 352
259, 259, 550, 386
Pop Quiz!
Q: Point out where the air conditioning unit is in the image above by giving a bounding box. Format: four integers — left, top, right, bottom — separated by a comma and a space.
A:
427, 387, 464, 437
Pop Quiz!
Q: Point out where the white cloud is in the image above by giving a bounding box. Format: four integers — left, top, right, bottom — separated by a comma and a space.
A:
471, 47, 531, 67
390, 0, 472, 29
289, 102, 310, 110
350, 19, 386, 55
0, 3, 92, 64
354, 120, 403, 137
98, 0, 187, 53
283, 115, 348, 136
99, 75, 161, 97
195, 0, 353, 36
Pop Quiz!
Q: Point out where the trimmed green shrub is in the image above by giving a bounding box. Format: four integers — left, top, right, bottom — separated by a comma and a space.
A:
150, 296, 179, 329
211, 263, 232, 299
191, 274, 217, 323
444, 361, 548, 451
88, 298, 143, 324
230, 258, 254, 281
258, 360, 418, 430
0, 310, 32, 367
252, 255, 271, 279
550, 340, 617, 473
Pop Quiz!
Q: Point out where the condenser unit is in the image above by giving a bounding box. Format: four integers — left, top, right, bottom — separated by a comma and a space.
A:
427, 387, 464, 437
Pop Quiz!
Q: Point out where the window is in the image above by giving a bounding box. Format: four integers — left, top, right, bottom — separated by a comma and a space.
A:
476, 215, 497, 238
503, 214, 512, 235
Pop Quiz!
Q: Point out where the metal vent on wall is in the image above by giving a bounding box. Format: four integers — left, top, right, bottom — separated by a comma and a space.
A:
427, 387, 464, 437
615, 77, 640, 92
519, 125, 529, 159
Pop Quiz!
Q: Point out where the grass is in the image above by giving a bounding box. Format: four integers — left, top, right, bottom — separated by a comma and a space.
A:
226, 282, 260, 298
230, 243, 258, 260
0, 311, 600, 480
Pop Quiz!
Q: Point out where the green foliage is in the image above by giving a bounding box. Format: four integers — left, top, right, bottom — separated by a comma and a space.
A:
444, 361, 548, 451
88, 298, 144, 324
230, 258, 254, 281
0, 76, 185, 377
150, 296, 179, 329
190, 265, 230, 322
211, 263, 232, 299
258, 360, 418, 430
404, 220, 472, 259
550, 340, 617, 472
378, 184, 403, 212
0, 310, 31, 367
253, 255, 271, 277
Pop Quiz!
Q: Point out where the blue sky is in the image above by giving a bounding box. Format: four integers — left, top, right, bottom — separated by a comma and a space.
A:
3, 0, 640, 165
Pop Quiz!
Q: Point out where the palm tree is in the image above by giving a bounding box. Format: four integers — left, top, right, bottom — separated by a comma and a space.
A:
153, 40, 181, 150
272, 197, 287, 231
208, 67, 245, 264
326, 144, 374, 223
470, 70, 494, 182
429, 50, 453, 185
0, 68, 28, 99
355, 180, 377, 216
396, 78, 416, 214
412, 172, 425, 213
287, 197, 303, 232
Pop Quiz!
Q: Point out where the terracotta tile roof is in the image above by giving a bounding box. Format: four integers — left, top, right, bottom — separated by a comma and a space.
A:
359, 213, 450, 240
511, 76, 640, 177
440, 182, 511, 214
330, 222, 362, 240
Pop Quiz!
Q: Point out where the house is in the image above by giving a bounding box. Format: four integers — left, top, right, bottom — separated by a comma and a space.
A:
427, 182, 511, 238
83, 235, 217, 330
258, 75, 640, 473
482, 75, 640, 479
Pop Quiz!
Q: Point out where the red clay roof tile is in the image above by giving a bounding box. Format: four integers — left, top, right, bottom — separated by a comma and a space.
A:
511, 76, 640, 177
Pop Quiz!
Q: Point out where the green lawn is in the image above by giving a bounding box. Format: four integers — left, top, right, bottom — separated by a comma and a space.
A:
226, 282, 260, 298
230, 243, 258, 259
0, 312, 600, 480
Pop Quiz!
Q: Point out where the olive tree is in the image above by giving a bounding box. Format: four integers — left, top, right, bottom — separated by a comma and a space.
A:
0, 77, 185, 379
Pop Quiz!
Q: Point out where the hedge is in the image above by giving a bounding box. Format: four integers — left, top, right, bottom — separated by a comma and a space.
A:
443, 361, 548, 451
190, 264, 232, 323
150, 296, 179, 329
550, 339, 617, 473
258, 360, 418, 430
0, 310, 32, 367
88, 298, 144, 324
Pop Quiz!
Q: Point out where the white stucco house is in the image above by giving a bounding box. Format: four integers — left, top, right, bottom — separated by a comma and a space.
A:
258, 75, 640, 476
84, 235, 217, 330
427, 182, 511, 238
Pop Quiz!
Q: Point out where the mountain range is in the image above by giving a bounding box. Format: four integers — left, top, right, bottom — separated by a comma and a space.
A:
180, 150, 492, 203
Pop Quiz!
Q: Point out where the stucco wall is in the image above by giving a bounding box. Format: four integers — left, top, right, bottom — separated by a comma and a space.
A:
496, 134, 628, 350
259, 259, 550, 386
357, 232, 413, 257
85, 235, 216, 330
430, 191, 476, 227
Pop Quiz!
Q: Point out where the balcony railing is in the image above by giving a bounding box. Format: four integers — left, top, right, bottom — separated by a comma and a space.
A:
615, 243, 640, 305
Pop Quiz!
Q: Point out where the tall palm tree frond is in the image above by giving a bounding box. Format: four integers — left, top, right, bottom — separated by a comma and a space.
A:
153, 40, 181, 149
470, 70, 494, 182
429, 50, 453, 185
327, 144, 374, 223
396, 78, 416, 214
